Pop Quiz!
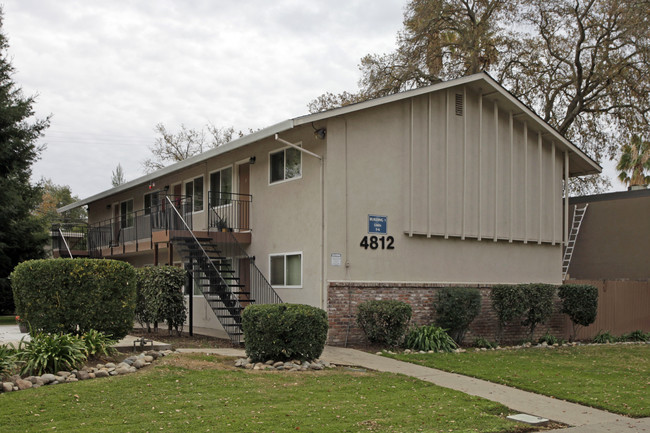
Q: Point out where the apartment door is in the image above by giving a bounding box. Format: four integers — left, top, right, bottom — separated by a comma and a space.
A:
238, 163, 250, 230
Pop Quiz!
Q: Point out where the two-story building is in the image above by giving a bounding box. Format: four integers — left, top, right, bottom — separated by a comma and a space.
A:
56, 72, 601, 344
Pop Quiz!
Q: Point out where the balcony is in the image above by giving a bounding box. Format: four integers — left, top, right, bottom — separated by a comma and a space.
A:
51, 193, 252, 259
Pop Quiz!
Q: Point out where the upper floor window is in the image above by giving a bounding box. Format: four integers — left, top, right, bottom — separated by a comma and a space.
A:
210, 167, 233, 206
120, 199, 134, 228
270, 146, 301, 184
144, 191, 159, 215
185, 176, 204, 212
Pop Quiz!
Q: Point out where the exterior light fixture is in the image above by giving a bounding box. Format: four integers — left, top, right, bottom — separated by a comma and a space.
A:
249, 156, 256, 164
314, 128, 326, 139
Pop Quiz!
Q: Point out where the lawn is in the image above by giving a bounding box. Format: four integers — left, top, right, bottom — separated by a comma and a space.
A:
0, 353, 538, 433
387, 344, 650, 417
0, 316, 16, 326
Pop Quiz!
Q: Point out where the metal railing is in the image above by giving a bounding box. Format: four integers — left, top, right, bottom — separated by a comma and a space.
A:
51, 221, 88, 257
208, 191, 252, 232
87, 195, 190, 257
207, 204, 282, 306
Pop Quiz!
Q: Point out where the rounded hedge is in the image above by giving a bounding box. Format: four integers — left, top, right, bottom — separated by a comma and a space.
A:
241, 303, 328, 363
356, 300, 412, 347
434, 287, 482, 344
11, 258, 137, 339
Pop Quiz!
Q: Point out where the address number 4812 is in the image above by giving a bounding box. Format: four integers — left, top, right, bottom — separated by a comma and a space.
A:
360, 235, 395, 250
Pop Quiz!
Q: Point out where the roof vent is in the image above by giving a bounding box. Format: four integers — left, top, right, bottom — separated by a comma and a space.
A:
455, 93, 464, 116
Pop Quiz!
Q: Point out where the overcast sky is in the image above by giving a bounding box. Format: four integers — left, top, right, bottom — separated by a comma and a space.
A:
4, 0, 622, 200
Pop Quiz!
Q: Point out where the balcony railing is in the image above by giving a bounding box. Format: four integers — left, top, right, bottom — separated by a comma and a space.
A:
87, 195, 192, 257
51, 221, 89, 257
208, 191, 252, 232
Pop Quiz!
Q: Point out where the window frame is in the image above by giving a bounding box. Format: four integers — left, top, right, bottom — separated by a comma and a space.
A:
209, 165, 234, 207
268, 144, 302, 185
119, 199, 134, 229
143, 191, 160, 215
184, 176, 204, 213
269, 252, 303, 288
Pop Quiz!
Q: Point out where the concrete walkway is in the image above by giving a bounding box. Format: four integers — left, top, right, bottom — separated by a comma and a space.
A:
175, 345, 650, 432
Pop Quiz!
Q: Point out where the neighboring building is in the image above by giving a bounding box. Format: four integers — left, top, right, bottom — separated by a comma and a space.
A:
566, 188, 650, 280
56, 72, 600, 343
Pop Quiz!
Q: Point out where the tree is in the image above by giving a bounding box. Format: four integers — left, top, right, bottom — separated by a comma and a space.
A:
111, 163, 126, 187
142, 123, 244, 173
309, 0, 650, 194
617, 134, 650, 188
34, 178, 87, 223
0, 7, 50, 314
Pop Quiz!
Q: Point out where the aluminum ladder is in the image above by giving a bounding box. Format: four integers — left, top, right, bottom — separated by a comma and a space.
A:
562, 203, 588, 280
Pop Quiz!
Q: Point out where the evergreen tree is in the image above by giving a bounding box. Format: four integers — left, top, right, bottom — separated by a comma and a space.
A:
0, 8, 50, 314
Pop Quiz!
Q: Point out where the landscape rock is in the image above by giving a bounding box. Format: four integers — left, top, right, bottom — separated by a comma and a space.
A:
16, 379, 33, 390
2, 382, 13, 393
95, 370, 110, 378
40, 374, 57, 384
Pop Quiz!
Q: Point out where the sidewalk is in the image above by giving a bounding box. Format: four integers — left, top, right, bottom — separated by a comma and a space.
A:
176, 345, 650, 432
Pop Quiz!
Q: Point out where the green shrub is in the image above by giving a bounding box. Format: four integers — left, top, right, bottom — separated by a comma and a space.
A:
473, 337, 497, 349
356, 300, 412, 347
558, 284, 598, 341
11, 259, 136, 339
0, 344, 17, 380
81, 329, 116, 357
17, 332, 87, 376
404, 325, 457, 352
434, 287, 481, 344
242, 304, 328, 362
490, 285, 527, 343
520, 283, 556, 340
593, 330, 617, 344
619, 330, 649, 342
135, 266, 187, 335
538, 332, 559, 345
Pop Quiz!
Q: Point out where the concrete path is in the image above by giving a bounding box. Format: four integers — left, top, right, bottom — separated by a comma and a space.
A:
0, 325, 171, 351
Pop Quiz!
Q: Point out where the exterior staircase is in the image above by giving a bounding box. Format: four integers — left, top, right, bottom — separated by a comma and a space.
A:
164, 196, 281, 344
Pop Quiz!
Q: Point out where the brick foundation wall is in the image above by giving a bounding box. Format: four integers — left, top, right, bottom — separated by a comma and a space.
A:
327, 282, 569, 346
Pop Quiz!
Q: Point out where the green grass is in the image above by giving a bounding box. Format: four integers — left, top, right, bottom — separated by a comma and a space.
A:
387, 344, 650, 417
0, 353, 530, 433
0, 316, 16, 326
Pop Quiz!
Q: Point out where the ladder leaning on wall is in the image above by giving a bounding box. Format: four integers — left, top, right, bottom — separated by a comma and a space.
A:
562, 203, 589, 280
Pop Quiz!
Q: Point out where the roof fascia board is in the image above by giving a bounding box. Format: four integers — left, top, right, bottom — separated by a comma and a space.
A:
58, 119, 295, 212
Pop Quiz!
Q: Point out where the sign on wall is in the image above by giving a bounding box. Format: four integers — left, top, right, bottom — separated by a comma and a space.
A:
362, 214, 394, 250
368, 215, 387, 234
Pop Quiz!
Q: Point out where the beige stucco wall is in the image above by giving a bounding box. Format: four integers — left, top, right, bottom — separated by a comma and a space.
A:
323, 86, 565, 286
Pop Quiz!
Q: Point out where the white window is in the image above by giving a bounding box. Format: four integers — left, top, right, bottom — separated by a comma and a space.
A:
270, 252, 302, 288
120, 199, 134, 228
144, 191, 159, 215
184, 176, 204, 212
269, 146, 301, 183
210, 166, 233, 206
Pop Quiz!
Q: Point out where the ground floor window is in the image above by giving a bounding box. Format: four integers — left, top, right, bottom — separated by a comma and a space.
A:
270, 252, 302, 288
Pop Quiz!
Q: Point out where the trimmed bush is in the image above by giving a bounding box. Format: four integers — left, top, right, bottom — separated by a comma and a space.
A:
434, 287, 481, 344
558, 284, 598, 341
135, 266, 187, 335
356, 300, 412, 347
404, 325, 457, 352
520, 283, 556, 340
490, 285, 527, 343
241, 304, 328, 362
11, 258, 136, 339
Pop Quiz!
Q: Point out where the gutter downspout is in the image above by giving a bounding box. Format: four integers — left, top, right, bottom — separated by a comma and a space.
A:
274, 134, 325, 309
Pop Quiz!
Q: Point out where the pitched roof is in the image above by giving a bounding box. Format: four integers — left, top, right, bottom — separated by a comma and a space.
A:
59, 72, 600, 212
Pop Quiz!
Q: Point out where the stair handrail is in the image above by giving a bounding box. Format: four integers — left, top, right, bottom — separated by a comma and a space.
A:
57, 226, 74, 258
164, 196, 243, 306
207, 204, 282, 305
562, 203, 589, 280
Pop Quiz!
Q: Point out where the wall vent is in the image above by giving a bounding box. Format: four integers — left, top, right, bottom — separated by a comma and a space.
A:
455, 93, 464, 116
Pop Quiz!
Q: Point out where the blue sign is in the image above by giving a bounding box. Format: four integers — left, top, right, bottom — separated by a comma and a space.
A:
368, 215, 387, 234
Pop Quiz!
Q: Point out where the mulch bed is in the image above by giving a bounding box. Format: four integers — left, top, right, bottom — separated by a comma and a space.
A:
129, 328, 238, 349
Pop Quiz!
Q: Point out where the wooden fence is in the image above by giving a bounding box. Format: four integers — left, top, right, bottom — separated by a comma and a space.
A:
565, 279, 650, 340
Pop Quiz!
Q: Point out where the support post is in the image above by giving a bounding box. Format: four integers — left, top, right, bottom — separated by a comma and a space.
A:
186, 260, 193, 337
